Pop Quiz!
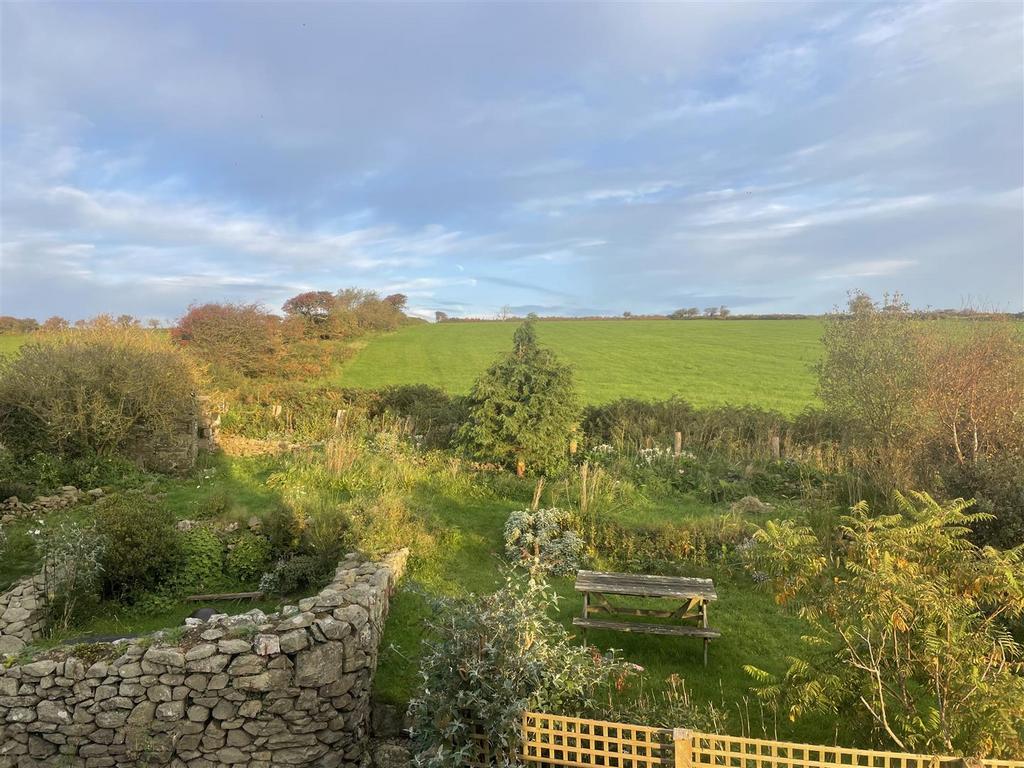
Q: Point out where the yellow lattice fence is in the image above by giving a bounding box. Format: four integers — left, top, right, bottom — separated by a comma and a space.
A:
520, 712, 1023, 768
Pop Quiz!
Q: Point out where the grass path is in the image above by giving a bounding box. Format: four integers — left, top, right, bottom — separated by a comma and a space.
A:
333, 320, 823, 414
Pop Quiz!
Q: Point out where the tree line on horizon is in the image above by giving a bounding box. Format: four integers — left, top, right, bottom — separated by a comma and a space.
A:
3, 292, 1022, 336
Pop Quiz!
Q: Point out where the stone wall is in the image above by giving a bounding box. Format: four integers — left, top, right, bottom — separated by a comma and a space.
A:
0, 575, 47, 656
0, 549, 408, 768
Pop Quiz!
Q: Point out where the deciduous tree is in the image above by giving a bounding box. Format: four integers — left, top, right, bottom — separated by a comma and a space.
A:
745, 492, 1024, 757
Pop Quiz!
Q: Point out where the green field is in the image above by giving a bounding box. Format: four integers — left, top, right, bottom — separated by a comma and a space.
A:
334, 320, 823, 414
0, 334, 30, 356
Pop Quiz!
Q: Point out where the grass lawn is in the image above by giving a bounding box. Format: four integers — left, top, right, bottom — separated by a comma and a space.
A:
375, 479, 840, 744
332, 319, 823, 414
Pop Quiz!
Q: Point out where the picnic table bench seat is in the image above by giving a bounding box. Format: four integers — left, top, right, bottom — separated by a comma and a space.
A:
572, 617, 721, 639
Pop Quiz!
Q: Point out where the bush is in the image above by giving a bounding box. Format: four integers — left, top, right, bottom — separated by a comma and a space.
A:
259, 554, 328, 595
171, 525, 226, 594
94, 492, 181, 600
942, 454, 1024, 548
503, 507, 584, 576
408, 573, 633, 768
226, 533, 273, 582
172, 302, 281, 380
33, 518, 105, 632
0, 321, 201, 472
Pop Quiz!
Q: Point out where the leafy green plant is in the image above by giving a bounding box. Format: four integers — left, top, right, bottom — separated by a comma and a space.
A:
171, 525, 226, 593
744, 491, 1024, 757
226, 532, 272, 582
33, 518, 105, 632
503, 507, 583, 576
408, 572, 633, 768
259, 554, 328, 595
94, 492, 181, 600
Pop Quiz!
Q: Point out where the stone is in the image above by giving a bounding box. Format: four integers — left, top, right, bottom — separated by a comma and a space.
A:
227, 654, 265, 675
279, 629, 309, 653
144, 647, 185, 668
186, 654, 230, 674
36, 701, 71, 725
234, 673, 273, 692
372, 741, 413, 768
276, 611, 314, 632
146, 683, 172, 702
184, 643, 217, 662
0, 635, 26, 655
216, 746, 249, 763
20, 660, 57, 677
253, 634, 280, 656
127, 701, 157, 727
218, 639, 251, 654
294, 642, 345, 687
155, 701, 185, 721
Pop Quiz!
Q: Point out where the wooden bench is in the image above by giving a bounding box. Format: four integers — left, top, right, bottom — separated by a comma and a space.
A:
572, 570, 720, 665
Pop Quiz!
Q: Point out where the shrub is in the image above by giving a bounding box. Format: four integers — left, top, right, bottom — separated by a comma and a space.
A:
172, 302, 281, 379
262, 505, 303, 556
745, 492, 1024, 757
503, 507, 583, 576
259, 554, 328, 595
94, 492, 181, 600
171, 525, 226, 594
460, 320, 580, 476
226, 533, 273, 582
0, 321, 201, 472
942, 454, 1024, 548
408, 573, 633, 768
33, 518, 105, 632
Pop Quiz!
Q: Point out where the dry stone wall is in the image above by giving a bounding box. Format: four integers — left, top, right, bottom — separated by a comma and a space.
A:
0, 549, 408, 768
0, 576, 47, 656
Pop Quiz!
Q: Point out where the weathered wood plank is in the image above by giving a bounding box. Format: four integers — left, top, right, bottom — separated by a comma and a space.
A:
575, 570, 717, 600
572, 617, 721, 639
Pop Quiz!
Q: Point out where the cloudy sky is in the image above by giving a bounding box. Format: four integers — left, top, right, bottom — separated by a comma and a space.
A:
1, 1, 1022, 321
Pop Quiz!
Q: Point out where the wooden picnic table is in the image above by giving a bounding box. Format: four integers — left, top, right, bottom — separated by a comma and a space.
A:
572, 570, 721, 666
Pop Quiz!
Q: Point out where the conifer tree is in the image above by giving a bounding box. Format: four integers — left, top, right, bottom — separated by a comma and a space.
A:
460, 320, 579, 476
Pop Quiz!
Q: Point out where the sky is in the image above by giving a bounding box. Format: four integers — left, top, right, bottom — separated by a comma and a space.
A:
1, 1, 1022, 322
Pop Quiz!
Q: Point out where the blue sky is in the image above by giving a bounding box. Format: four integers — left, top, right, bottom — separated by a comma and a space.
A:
1, 1, 1022, 321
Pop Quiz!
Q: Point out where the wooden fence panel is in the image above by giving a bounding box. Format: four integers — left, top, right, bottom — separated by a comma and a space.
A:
520, 712, 1023, 768
521, 712, 676, 767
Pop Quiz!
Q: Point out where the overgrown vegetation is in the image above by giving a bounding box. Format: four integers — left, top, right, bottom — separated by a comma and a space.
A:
0, 319, 201, 471
1, 294, 1020, 758
745, 492, 1024, 757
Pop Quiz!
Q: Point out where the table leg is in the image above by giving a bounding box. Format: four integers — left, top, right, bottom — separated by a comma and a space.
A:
581, 592, 589, 646
701, 601, 709, 666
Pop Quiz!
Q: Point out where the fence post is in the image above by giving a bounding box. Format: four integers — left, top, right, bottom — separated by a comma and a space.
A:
674, 431, 682, 458
673, 728, 691, 768
770, 435, 781, 459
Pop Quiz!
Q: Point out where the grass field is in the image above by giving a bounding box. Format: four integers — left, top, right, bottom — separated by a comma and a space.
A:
333, 320, 823, 414
0, 334, 30, 356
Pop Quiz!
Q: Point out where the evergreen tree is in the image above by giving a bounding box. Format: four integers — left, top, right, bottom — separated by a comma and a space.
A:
460, 320, 579, 476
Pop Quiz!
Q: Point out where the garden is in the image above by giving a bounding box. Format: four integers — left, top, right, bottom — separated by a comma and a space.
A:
0, 292, 1022, 763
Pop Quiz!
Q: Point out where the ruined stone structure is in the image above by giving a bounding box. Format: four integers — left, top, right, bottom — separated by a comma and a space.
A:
0, 549, 408, 768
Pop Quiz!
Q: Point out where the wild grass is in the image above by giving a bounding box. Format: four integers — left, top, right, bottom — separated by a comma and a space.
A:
332, 319, 824, 414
